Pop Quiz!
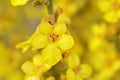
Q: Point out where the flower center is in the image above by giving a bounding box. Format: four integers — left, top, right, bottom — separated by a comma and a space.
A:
49, 33, 59, 42
113, 2, 120, 10
73, 66, 81, 73
35, 66, 42, 71
105, 59, 113, 67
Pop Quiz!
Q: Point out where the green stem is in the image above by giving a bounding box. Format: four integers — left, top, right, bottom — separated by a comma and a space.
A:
32, 0, 53, 14
46, 0, 53, 15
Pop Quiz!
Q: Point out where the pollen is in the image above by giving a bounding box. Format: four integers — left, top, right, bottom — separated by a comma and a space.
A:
49, 33, 59, 42
73, 66, 81, 73
113, 2, 120, 10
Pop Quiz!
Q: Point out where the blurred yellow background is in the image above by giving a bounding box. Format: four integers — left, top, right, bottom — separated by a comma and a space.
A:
0, 0, 120, 80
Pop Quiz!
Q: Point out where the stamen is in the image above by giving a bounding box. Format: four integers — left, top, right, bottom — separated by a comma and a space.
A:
49, 33, 59, 42
105, 59, 113, 67
73, 66, 81, 73
113, 2, 120, 9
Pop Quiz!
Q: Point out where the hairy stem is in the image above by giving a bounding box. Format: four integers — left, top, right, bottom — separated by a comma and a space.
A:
46, 0, 53, 14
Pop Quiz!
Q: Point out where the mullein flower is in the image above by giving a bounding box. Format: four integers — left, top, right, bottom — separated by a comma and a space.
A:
95, 60, 120, 80
21, 61, 51, 80
22, 49, 61, 80
17, 12, 74, 80
11, 0, 29, 6
66, 54, 92, 80
98, 0, 120, 23
88, 23, 107, 51
91, 23, 107, 37
16, 13, 74, 53
87, 42, 120, 80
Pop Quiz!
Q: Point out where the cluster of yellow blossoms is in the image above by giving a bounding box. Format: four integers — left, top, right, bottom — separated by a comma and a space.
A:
67, 54, 92, 80
9, 0, 120, 80
16, 10, 75, 79
98, 0, 120, 23
87, 23, 120, 80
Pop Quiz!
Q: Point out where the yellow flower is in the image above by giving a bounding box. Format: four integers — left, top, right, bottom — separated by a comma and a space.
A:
11, 0, 29, 6
21, 61, 51, 79
16, 14, 74, 71
33, 44, 62, 68
17, 13, 74, 79
66, 54, 92, 80
88, 37, 105, 51
87, 39, 120, 79
16, 13, 74, 53
88, 23, 108, 51
87, 42, 119, 71
91, 23, 107, 37
94, 60, 120, 80
88, 45, 120, 80
98, 0, 120, 23
40, 44, 62, 66
21, 61, 36, 75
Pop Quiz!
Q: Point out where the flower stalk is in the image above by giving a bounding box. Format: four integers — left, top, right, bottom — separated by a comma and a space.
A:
46, 0, 53, 15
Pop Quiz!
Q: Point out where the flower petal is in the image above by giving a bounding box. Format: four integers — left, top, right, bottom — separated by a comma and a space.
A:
98, 0, 111, 12
33, 54, 51, 77
66, 69, 75, 80
16, 41, 30, 53
38, 22, 53, 35
42, 44, 62, 66
33, 54, 44, 66
21, 61, 35, 75
78, 64, 92, 78
117, 10, 120, 18
104, 11, 119, 23
30, 33, 49, 49
11, 0, 29, 6
54, 23, 67, 35
57, 13, 71, 25
57, 34, 74, 50
75, 75, 84, 80
68, 54, 80, 69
